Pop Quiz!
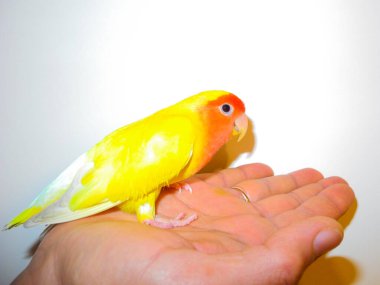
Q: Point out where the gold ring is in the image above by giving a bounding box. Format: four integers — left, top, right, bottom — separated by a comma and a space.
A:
231, 186, 250, 203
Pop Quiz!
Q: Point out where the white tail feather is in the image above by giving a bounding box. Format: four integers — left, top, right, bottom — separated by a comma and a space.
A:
24, 200, 122, 227
25, 153, 121, 227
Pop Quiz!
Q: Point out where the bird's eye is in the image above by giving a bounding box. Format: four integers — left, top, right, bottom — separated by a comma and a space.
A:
219, 103, 234, 116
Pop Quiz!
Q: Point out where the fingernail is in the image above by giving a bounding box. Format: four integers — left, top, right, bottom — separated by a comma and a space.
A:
313, 229, 343, 257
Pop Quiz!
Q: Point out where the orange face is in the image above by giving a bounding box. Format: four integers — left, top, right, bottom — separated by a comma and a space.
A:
201, 93, 248, 152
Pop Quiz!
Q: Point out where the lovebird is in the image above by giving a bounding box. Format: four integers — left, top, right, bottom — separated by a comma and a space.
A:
4, 90, 248, 229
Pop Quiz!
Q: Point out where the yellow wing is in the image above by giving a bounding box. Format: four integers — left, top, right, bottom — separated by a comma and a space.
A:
22, 115, 195, 226
71, 115, 196, 208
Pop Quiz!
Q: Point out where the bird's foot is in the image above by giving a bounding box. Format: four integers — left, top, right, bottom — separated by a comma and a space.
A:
144, 213, 197, 229
167, 182, 193, 194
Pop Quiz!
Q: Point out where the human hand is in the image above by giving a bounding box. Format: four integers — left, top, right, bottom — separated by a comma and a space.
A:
13, 163, 354, 285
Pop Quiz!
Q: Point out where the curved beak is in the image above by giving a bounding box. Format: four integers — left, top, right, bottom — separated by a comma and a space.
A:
233, 114, 248, 142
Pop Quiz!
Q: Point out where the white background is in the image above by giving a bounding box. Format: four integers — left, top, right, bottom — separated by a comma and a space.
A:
0, 1, 379, 284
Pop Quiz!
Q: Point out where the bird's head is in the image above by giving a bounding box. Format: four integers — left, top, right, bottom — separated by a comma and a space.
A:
194, 90, 248, 143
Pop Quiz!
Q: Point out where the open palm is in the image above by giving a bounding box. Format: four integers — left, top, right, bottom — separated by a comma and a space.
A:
14, 163, 354, 285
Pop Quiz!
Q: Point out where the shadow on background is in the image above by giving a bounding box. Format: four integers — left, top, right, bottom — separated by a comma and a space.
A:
299, 255, 359, 285
299, 200, 359, 284
200, 118, 255, 173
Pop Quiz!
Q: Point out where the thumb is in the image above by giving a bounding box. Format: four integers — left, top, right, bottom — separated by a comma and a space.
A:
265, 216, 344, 283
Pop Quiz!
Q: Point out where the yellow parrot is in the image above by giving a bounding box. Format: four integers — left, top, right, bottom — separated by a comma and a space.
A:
4, 90, 248, 229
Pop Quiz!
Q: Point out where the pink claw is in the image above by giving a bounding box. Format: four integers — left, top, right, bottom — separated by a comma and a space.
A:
144, 213, 198, 229
171, 182, 193, 194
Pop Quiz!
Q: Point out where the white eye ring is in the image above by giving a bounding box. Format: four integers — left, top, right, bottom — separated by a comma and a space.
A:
219, 103, 234, 116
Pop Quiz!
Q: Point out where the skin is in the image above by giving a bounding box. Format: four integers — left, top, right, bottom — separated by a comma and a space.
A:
13, 163, 355, 285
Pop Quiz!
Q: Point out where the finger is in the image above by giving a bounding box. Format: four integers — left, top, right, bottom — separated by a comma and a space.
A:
293, 176, 347, 200
254, 176, 349, 218
196, 163, 273, 187
264, 216, 344, 283
272, 182, 354, 228
232, 168, 323, 202
299, 183, 355, 219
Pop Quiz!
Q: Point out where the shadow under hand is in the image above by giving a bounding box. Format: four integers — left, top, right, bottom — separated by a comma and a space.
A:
200, 117, 255, 173
299, 255, 359, 285
338, 198, 357, 229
